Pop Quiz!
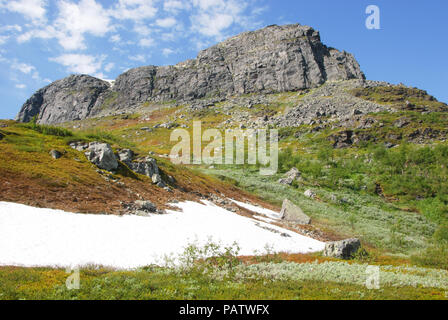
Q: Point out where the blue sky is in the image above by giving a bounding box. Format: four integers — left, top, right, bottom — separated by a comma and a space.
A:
0, 0, 447, 120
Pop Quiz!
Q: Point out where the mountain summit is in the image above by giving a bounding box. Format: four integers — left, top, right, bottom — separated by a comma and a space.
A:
16, 24, 365, 124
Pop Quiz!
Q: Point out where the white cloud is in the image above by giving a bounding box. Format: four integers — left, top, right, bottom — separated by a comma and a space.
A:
189, 0, 250, 39
134, 24, 151, 36
50, 54, 107, 76
109, 34, 121, 43
139, 38, 154, 47
163, 0, 189, 14
110, 0, 158, 21
16, 25, 55, 43
6, 0, 265, 82
12, 61, 35, 74
0, 35, 9, 45
14, 0, 112, 51
0, 25, 22, 33
191, 12, 234, 38
53, 0, 112, 50
155, 17, 177, 28
15, 83, 26, 89
128, 54, 146, 63
9, 59, 47, 83
162, 48, 175, 56
0, 0, 47, 24
192, 38, 213, 51
104, 62, 115, 72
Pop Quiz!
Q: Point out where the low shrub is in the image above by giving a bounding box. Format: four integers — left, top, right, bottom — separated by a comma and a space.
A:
22, 122, 73, 137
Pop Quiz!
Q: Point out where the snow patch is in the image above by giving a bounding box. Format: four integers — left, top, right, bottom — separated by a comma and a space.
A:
230, 199, 281, 219
0, 201, 324, 269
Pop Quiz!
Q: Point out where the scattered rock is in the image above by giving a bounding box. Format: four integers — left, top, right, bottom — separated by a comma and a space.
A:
118, 149, 134, 163
394, 117, 410, 128
134, 200, 157, 213
304, 189, 316, 199
352, 132, 374, 145
152, 173, 162, 184
407, 127, 444, 143
356, 117, 376, 129
386, 133, 402, 141
330, 130, 354, 149
129, 157, 159, 178
69, 141, 89, 152
49, 150, 62, 159
121, 200, 167, 216
166, 175, 175, 184
384, 142, 396, 149
278, 167, 301, 185
329, 194, 338, 202
279, 199, 311, 225
157, 181, 166, 188
84, 142, 118, 171
323, 238, 361, 259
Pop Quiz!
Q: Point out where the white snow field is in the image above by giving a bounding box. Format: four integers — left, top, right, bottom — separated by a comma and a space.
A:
230, 199, 281, 219
0, 201, 325, 269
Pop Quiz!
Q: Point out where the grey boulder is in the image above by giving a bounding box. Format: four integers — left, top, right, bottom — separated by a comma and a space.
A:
118, 149, 134, 164
129, 157, 159, 178
278, 167, 301, 185
117, 150, 166, 186
279, 199, 311, 225
84, 142, 118, 171
49, 150, 62, 159
152, 173, 162, 184
304, 189, 316, 199
69, 141, 89, 152
323, 238, 361, 259
134, 200, 157, 213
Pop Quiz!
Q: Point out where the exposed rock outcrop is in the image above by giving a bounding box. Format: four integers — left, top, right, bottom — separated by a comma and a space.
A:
17, 24, 365, 125
278, 167, 301, 185
304, 190, 316, 199
71, 144, 167, 186
16, 75, 110, 124
128, 157, 160, 180
323, 238, 361, 259
279, 199, 311, 225
49, 150, 62, 159
84, 142, 118, 171
134, 200, 157, 213
272, 80, 389, 128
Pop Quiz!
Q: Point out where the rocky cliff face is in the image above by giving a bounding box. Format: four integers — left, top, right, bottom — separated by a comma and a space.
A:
16, 75, 110, 124
16, 24, 365, 124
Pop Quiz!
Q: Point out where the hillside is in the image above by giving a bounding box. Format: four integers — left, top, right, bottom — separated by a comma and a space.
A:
1, 23, 448, 300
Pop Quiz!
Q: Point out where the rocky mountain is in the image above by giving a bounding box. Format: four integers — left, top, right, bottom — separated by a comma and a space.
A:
16, 23, 365, 124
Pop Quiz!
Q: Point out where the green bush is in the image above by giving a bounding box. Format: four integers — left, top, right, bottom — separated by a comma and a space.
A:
433, 225, 448, 242
22, 122, 73, 137
411, 244, 448, 270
